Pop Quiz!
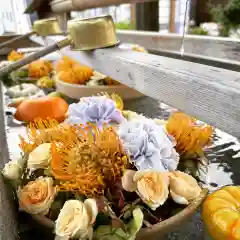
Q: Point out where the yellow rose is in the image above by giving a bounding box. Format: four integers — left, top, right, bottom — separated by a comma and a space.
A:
18, 177, 56, 215
122, 170, 169, 210
28, 143, 52, 170
2, 160, 22, 180
55, 199, 98, 239
169, 171, 201, 205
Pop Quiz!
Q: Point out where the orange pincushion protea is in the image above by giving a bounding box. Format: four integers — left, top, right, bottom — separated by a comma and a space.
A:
72, 64, 93, 84
19, 118, 75, 153
166, 112, 213, 158
50, 124, 128, 196
8, 50, 24, 61
55, 56, 77, 73
56, 56, 93, 84
28, 60, 53, 78
57, 70, 78, 84
19, 119, 128, 197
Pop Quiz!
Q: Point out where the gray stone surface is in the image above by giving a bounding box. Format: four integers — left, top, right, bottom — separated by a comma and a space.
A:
0, 82, 18, 240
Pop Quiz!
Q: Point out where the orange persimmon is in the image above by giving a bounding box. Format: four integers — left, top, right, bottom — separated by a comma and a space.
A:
14, 96, 68, 122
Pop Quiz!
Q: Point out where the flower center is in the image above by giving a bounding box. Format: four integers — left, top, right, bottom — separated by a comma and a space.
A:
27, 183, 47, 203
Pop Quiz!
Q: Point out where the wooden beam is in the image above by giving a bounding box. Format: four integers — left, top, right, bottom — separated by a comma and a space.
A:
39, 35, 240, 137
136, 1, 159, 31
50, 0, 158, 12
130, 4, 136, 27
169, 0, 176, 33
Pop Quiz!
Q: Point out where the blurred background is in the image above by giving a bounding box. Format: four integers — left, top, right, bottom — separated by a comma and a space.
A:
0, 0, 239, 38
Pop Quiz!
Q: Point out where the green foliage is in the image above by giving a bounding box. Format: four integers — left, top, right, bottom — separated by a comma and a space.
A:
211, 0, 240, 36
188, 27, 209, 36
94, 207, 144, 240
115, 22, 135, 30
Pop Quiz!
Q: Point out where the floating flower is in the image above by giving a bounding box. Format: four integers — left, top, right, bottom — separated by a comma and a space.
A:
2, 159, 23, 181
166, 112, 213, 158
8, 50, 24, 62
169, 171, 201, 205
18, 177, 56, 215
28, 143, 52, 170
55, 199, 98, 239
118, 118, 179, 171
65, 96, 125, 127
122, 170, 169, 210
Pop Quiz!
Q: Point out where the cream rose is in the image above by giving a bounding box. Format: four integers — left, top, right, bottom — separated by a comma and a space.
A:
18, 177, 56, 215
169, 171, 202, 205
2, 159, 23, 180
28, 143, 52, 170
55, 199, 98, 240
122, 170, 169, 210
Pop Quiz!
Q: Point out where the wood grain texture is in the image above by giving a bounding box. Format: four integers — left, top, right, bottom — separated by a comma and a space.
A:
50, 0, 158, 12
55, 45, 240, 138
117, 30, 240, 62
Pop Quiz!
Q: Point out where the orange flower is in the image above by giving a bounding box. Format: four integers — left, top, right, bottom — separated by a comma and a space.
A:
50, 124, 128, 196
18, 177, 56, 215
166, 112, 213, 158
55, 56, 93, 84
57, 70, 78, 84
28, 60, 53, 78
72, 64, 93, 84
55, 56, 77, 73
8, 50, 24, 62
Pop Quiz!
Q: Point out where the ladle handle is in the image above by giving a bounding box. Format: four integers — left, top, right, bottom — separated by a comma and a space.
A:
0, 31, 35, 49
0, 38, 71, 78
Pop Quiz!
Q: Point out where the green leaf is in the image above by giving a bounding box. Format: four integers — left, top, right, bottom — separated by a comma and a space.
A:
94, 226, 128, 240
127, 207, 144, 239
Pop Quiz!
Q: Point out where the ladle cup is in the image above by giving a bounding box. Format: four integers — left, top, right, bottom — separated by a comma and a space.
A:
0, 15, 118, 78
0, 18, 63, 50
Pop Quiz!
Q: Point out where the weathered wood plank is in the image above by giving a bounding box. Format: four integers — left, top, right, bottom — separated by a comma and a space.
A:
30, 35, 240, 137
117, 30, 240, 62
50, 0, 158, 13
44, 45, 240, 138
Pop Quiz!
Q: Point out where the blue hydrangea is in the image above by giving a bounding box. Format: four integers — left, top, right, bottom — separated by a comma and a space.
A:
65, 96, 125, 127
118, 118, 179, 172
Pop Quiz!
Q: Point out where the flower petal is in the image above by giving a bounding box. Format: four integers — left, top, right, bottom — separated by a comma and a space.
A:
121, 170, 137, 192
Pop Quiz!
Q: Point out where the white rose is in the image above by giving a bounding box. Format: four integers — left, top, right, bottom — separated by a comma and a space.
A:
55, 199, 98, 240
122, 170, 169, 210
28, 143, 52, 170
169, 171, 202, 205
2, 159, 23, 180
18, 177, 56, 215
